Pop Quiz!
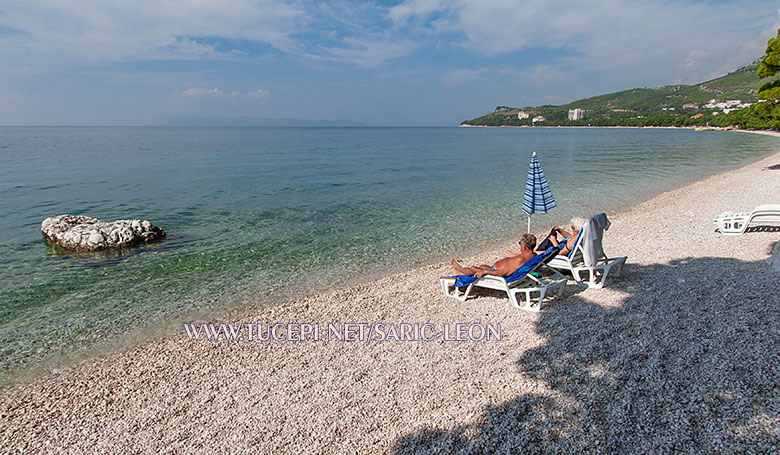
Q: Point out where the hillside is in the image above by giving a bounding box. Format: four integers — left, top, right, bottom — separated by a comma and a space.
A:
462, 63, 778, 127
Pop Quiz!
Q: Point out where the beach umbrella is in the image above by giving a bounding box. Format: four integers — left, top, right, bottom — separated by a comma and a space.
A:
522, 152, 557, 233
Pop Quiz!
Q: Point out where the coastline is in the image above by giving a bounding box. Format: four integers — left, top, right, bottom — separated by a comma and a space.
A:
2, 146, 780, 452
460, 124, 768, 133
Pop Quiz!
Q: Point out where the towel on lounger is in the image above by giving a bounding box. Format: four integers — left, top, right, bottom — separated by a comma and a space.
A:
580, 213, 611, 266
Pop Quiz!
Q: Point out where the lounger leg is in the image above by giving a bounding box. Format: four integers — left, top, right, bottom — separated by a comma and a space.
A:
720, 215, 749, 235
459, 283, 474, 301
534, 289, 546, 311
740, 216, 751, 234
610, 256, 627, 277
592, 265, 616, 289
440, 278, 452, 297
552, 279, 566, 298
592, 269, 606, 289
508, 289, 522, 309
440, 279, 472, 302
572, 267, 588, 288
593, 258, 627, 288
510, 289, 541, 312
588, 266, 605, 289
612, 260, 623, 277
514, 285, 536, 310
573, 267, 605, 289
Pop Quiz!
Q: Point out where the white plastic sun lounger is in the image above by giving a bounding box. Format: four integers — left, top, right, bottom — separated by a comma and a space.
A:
440, 247, 567, 312
547, 213, 627, 289
713, 204, 780, 235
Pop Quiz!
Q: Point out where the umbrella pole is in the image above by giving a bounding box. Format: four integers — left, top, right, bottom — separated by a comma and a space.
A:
527, 215, 531, 234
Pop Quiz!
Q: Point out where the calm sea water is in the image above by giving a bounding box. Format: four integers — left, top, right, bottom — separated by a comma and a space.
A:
1, 126, 778, 378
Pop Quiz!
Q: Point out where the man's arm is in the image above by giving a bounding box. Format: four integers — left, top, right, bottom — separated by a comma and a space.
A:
555, 225, 573, 237
471, 265, 493, 278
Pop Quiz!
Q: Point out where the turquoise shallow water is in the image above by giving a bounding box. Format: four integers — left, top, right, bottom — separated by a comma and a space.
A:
1, 126, 778, 378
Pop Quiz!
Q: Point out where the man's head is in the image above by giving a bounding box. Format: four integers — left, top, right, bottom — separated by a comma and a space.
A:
519, 234, 537, 252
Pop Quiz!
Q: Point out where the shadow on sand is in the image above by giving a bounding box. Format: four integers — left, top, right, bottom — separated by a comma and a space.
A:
395, 255, 780, 453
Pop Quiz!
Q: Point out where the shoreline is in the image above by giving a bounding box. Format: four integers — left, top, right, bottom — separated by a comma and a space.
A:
2, 144, 780, 451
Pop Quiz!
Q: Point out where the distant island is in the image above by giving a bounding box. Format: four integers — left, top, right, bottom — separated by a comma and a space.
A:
462, 62, 780, 129
152, 116, 366, 127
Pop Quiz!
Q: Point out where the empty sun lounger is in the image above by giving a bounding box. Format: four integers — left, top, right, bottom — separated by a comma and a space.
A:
713, 204, 780, 235
547, 213, 627, 289
440, 246, 567, 312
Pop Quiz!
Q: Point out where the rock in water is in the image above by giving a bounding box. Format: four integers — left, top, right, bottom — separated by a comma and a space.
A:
41, 214, 165, 251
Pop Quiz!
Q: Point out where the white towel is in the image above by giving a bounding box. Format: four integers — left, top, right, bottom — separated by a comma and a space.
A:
581, 213, 610, 266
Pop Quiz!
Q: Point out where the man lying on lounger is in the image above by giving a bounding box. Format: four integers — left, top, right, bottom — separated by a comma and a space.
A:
450, 234, 537, 279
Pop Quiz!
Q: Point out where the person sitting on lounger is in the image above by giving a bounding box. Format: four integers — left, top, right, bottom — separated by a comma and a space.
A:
501, 218, 585, 258
451, 234, 537, 279
540, 218, 586, 256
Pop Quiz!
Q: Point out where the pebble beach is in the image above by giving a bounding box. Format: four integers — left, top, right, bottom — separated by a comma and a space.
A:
2, 140, 780, 453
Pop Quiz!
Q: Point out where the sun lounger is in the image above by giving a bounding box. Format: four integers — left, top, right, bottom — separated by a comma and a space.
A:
440, 246, 567, 312
713, 204, 780, 235
547, 213, 627, 289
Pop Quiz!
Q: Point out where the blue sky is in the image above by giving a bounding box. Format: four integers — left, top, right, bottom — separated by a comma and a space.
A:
1, 0, 779, 126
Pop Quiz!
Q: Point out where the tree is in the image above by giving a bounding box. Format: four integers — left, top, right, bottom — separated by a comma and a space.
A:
758, 29, 780, 99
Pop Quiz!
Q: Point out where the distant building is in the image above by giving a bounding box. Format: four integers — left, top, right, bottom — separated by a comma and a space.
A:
682, 103, 699, 110
517, 111, 531, 119
691, 113, 705, 118
568, 108, 585, 120
532, 116, 546, 123
703, 99, 752, 113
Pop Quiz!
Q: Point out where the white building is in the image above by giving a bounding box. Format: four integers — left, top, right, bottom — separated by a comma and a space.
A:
568, 108, 584, 120
518, 111, 530, 119
704, 99, 752, 112
532, 116, 546, 123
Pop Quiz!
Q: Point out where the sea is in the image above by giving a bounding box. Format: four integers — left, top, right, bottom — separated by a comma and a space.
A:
1, 126, 778, 380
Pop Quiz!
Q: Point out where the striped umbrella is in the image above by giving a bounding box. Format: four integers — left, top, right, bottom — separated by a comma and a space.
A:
522, 152, 557, 233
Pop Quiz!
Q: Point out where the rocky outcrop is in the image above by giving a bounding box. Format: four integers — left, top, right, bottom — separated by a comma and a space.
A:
41, 215, 165, 251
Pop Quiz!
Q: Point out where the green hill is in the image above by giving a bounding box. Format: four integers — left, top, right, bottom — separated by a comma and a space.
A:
462, 63, 778, 127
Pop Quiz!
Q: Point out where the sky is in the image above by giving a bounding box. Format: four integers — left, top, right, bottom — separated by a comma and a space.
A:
1, 1, 779, 126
